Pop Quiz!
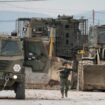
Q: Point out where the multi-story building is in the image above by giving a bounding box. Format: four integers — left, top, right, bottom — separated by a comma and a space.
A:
55, 15, 82, 59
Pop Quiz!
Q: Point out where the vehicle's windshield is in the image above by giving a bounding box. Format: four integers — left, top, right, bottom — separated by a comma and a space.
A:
0, 39, 22, 56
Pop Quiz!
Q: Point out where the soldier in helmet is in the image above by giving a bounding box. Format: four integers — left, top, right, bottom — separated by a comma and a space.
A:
58, 62, 73, 98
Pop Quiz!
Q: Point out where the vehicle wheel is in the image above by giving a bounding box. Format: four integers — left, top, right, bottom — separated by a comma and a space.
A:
16, 82, 25, 99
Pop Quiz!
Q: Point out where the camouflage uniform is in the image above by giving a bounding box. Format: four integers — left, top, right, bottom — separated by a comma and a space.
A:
59, 68, 72, 98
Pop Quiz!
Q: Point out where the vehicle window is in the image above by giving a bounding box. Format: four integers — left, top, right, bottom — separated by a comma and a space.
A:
1, 40, 22, 56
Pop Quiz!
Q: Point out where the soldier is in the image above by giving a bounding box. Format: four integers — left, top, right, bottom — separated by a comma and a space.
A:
58, 62, 73, 98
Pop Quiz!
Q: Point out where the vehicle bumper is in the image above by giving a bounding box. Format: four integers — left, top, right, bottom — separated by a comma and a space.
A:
0, 72, 25, 89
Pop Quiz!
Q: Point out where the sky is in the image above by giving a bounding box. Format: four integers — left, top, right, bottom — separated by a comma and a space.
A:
0, 0, 105, 34
0, 0, 105, 17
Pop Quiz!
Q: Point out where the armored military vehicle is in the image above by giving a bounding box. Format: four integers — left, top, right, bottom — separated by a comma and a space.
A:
77, 49, 105, 91
16, 18, 50, 89
23, 37, 49, 73
76, 25, 105, 91
0, 36, 25, 99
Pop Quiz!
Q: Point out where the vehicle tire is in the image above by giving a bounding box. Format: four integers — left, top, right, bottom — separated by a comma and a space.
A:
16, 82, 25, 99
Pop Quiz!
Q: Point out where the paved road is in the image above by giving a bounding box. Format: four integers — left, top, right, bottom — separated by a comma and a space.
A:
0, 89, 105, 105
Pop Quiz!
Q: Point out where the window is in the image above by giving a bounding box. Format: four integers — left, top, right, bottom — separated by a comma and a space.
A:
1, 40, 22, 56
66, 40, 69, 45
65, 24, 70, 29
66, 33, 69, 38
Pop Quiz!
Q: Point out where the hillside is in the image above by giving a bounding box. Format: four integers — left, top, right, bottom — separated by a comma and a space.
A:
0, 10, 105, 34
0, 10, 49, 34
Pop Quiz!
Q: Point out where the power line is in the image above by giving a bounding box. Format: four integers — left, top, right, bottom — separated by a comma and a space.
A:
0, 20, 15, 22
0, 0, 44, 2
0, 3, 68, 14
95, 11, 105, 15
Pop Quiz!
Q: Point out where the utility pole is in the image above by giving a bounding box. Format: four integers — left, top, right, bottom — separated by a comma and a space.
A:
93, 9, 95, 26
92, 9, 97, 47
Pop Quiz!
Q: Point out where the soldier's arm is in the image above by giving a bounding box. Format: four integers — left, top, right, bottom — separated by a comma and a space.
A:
67, 68, 73, 71
56, 68, 65, 73
56, 66, 65, 72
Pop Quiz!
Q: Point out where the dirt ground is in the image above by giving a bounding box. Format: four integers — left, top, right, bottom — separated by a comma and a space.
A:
0, 89, 105, 105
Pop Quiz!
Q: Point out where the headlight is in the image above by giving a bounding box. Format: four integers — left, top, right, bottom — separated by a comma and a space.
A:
13, 75, 17, 80
13, 64, 21, 72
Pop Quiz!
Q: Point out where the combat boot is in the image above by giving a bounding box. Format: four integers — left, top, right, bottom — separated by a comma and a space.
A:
65, 92, 68, 97
61, 90, 64, 98
65, 90, 68, 97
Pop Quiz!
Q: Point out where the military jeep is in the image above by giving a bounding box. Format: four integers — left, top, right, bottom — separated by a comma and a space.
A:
0, 36, 25, 99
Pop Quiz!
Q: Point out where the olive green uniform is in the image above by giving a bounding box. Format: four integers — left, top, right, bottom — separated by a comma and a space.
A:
59, 68, 72, 98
